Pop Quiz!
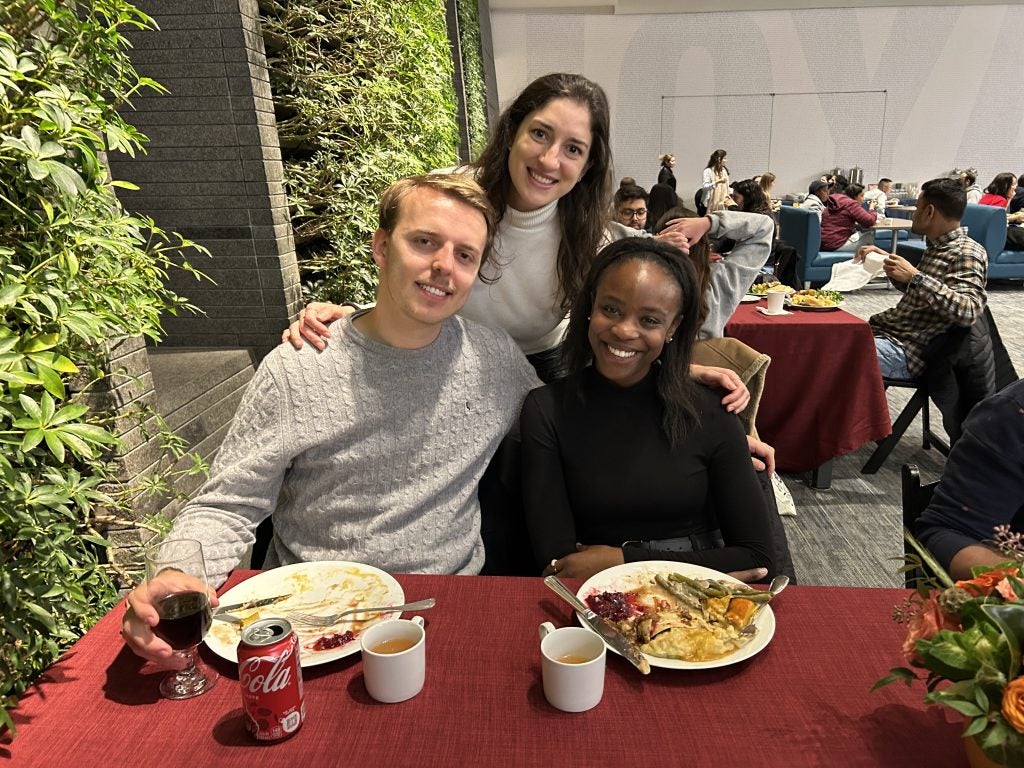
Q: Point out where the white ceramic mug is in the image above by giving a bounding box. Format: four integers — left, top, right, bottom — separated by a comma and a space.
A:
360, 616, 425, 703
538, 622, 606, 713
766, 288, 787, 314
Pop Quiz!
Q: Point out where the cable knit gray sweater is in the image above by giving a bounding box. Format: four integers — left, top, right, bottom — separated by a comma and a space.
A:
170, 312, 539, 585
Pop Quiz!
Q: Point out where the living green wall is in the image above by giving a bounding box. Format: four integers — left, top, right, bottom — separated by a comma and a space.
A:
455, 0, 489, 159
260, 0, 462, 305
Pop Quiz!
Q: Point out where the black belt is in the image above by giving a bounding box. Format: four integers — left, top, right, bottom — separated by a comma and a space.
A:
622, 529, 725, 555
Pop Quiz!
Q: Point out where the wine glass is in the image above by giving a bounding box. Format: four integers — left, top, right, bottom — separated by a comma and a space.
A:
145, 538, 218, 699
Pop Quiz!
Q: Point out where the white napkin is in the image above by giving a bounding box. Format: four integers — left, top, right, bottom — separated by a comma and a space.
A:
821, 252, 886, 292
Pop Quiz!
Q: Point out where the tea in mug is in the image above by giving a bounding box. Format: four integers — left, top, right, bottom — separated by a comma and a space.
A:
556, 653, 593, 664
371, 637, 418, 654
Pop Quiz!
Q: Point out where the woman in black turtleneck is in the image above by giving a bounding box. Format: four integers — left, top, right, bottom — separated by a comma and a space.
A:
520, 238, 775, 581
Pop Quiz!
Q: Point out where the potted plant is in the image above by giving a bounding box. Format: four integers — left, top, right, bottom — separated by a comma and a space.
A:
876, 526, 1024, 766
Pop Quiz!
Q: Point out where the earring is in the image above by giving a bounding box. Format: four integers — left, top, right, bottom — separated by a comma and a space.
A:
587, 315, 591, 320
667, 336, 673, 343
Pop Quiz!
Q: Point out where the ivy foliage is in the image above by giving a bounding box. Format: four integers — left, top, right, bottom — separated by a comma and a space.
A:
0, 0, 206, 732
455, 0, 489, 159
259, 0, 461, 304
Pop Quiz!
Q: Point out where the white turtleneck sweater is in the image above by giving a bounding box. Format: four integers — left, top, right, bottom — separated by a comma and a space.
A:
458, 200, 568, 356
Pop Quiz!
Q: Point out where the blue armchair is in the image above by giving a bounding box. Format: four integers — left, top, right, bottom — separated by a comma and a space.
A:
897, 204, 1024, 279
778, 205, 850, 286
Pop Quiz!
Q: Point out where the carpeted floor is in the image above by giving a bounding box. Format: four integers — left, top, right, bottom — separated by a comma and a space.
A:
777, 280, 1023, 587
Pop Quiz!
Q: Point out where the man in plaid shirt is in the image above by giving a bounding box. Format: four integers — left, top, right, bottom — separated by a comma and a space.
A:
852, 177, 987, 379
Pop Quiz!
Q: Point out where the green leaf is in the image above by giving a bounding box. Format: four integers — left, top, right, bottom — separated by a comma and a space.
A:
20, 124, 40, 154
0, 283, 24, 307
44, 160, 86, 196
936, 698, 983, 717
37, 365, 66, 399
982, 603, 1024, 679
22, 333, 59, 353
27, 157, 49, 180
44, 431, 66, 463
963, 717, 988, 737
872, 667, 916, 690
21, 428, 44, 452
38, 141, 64, 159
24, 601, 56, 633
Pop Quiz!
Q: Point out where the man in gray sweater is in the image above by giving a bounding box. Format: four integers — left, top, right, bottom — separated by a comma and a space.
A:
122, 174, 539, 667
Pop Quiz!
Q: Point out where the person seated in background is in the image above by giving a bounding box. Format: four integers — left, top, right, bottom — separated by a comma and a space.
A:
120, 174, 541, 667
646, 182, 685, 232
612, 183, 649, 232
520, 237, 776, 582
960, 169, 983, 204
864, 177, 899, 215
757, 172, 781, 212
855, 177, 987, 379
916, 378, 1024, 580
828, 174, 849, 197
1009, 174, 1024, 214
801, 179, 829, 220
977, 172, 1018, 208
821, 182, 877, 251
653, 204, 773, 340
658, 153, 676, 190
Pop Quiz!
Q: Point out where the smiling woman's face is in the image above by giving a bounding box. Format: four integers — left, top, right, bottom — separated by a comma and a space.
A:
505, 97, 592, 212
588, 259, 682, 387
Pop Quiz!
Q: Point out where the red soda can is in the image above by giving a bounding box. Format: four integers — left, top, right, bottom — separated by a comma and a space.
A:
238, 618, 305, 741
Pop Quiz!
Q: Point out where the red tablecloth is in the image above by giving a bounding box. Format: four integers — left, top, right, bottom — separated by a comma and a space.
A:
726, 303, 892, 473
4, 572, 966, 767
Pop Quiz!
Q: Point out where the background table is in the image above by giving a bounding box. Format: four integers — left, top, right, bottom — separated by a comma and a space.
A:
4, 571, 966, 767
726, 303, 892, 485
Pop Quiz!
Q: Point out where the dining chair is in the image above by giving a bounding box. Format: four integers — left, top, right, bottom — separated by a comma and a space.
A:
860, 327, 970, 474
901, 463, 939, 587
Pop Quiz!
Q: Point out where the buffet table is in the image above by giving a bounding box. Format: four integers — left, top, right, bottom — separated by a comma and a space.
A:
725, 303, 892, 485
4, 571, 965, 767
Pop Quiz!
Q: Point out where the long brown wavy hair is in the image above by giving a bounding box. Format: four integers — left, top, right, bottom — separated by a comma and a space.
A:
472, 73, 612, 312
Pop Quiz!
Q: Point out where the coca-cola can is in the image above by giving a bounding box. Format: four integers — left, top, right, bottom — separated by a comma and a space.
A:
238, 618, 305, 742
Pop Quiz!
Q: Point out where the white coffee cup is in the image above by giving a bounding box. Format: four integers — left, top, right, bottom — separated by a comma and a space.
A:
538, 622, 606, 713
360, 616, 425, 703
766, 288, 788, 314
863, 249, 886, 274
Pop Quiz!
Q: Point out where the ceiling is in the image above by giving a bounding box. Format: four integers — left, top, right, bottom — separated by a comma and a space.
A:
489, 0, 1022, 13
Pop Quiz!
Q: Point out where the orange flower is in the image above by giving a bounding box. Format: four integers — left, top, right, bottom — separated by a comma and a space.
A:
1002, 677, 1024, 733
956, 567, 1020, 596
902, 597, 960, 664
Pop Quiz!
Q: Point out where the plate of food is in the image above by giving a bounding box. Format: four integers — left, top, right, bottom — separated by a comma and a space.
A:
576, 561, 775, 670
748, 280, 791, 296
205, 561, 404, 667
786, 288, 843, 311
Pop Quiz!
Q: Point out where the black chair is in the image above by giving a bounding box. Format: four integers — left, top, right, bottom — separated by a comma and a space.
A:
901, 463, 939, 587
861, 327, 969, 474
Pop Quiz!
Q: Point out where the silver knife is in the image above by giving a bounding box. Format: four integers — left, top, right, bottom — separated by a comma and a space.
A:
214, 593, 292, 616
544, 575, 651, 675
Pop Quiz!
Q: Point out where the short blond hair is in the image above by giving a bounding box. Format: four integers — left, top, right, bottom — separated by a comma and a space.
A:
378, 174, 496, 269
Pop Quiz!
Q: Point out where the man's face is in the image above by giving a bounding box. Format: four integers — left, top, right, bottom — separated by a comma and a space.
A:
881, 181, 892, 194
911, 196, 935, 236
373, 186, 486, 333
615, 197, 648, 229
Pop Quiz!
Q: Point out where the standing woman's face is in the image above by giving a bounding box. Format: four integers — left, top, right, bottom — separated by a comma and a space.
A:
506, 97, 593, 212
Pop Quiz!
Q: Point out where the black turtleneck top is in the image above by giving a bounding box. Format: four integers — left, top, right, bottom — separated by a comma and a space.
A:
520, 365, 774, 573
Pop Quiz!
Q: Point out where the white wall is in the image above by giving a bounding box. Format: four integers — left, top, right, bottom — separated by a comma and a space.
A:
490, 5, 1024, 198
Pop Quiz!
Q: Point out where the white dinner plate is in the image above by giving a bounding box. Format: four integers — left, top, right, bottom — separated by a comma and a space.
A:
740, 294, 761, 303
575, 561, 775, 670
205, 561, 404, 667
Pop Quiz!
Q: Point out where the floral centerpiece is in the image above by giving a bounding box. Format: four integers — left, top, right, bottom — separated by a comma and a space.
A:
876, 526, 1024, 766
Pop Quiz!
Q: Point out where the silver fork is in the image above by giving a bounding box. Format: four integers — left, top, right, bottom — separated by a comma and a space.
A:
286, 597, 436, 627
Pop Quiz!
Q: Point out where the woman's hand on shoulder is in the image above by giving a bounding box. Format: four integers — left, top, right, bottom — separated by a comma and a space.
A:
689, 363, 750, 414
544, 544, 624, 581
281, 302, 352, 350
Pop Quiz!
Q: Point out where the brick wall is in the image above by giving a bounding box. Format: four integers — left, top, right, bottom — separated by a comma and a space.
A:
108, 0, 300, 353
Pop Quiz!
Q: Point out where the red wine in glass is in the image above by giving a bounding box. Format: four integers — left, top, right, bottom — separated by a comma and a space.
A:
154, 591, 212, 650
